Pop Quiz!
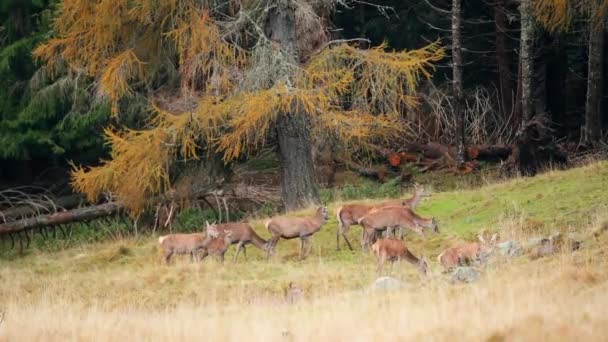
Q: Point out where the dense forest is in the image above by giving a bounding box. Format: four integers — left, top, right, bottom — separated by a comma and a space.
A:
0, 0, 606, 228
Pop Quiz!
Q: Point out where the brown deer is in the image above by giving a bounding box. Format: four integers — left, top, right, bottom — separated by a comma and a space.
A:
335, 185, 429, 250
158, 225, 232, 264
158, 233, 207, 264
371, 238, 427, 276
198, 225, 234, 263
437, 232, 499, 270
206, 222, 269, 261
358, 207, 439, 249
265, 206, 329, 260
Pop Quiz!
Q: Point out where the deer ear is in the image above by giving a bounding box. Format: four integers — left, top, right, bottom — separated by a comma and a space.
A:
205, 220, 210, 227
477, 234, 486, 243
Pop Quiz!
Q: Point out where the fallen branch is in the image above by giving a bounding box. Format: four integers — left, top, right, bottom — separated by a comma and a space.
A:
0, 202, 122, 235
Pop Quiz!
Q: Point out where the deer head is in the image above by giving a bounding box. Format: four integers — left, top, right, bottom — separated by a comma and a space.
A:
318, 206, 329, 221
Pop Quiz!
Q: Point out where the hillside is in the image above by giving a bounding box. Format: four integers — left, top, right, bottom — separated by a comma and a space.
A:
1, 161, 607, 340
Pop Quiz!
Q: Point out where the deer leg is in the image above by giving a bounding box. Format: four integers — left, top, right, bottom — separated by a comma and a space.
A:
242, 245, 247, 260
389, 260, 395, 275
378, 256, 385, 275
162, 250, 173, 265
337, 222, 342, 251
299, 238, 305, 261
234, 241, 244, 262
267, 236, 280, 260
399, 227, 404, 240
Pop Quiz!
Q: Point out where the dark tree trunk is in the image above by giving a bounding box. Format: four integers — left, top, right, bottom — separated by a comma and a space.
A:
452, 0, 466, 165
519, 0, 535, 122
276, 112, 320, 211
514, 0, 543, 176
265, 3, 320, 210
494, 0, 514, 119
584, 9, 607, 145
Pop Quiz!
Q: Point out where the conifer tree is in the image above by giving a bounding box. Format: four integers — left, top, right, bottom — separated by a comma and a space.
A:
36, 0, 444, 212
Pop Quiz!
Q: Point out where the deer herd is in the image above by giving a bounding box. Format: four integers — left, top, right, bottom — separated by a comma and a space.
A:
158, 184, 499, 276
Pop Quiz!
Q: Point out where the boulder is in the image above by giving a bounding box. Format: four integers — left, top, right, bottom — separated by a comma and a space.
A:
450, 267, 481, 283
496, 240, 523, 257
371, 276, 403, 292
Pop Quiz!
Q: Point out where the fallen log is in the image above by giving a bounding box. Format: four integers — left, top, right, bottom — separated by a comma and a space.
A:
0, 194, 86, 223
335, 157, 388, 182
0, 202, 122, 235
467, 145, 512, 161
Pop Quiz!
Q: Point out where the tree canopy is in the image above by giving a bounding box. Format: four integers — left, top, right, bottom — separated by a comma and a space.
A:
36, 0, 444, 213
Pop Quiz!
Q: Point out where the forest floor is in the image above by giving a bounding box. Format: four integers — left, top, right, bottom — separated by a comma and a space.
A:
1, 161, 608, 341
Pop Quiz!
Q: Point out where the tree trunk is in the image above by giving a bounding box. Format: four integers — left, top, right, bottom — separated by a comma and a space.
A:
494, 0, 514, 119
276, 112, 320, 210
0, 202, 122, 235
519, 0, 535, 122
265, 3, 320, 210
452, 0, 466, 165
584, 9, 607, 145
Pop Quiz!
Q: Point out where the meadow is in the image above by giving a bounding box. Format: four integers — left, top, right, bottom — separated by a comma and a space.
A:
1, 161, 607, 341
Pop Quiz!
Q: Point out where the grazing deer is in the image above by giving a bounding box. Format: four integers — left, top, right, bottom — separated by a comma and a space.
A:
437, 232, 499, 270
358, 207, 439, 249
371, 238, 427, 276
207, 222, 269, 261
335, 185, 430, 250
265, 206, 329, 260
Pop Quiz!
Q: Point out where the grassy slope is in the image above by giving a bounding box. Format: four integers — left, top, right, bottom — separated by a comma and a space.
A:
1, 162, 608, 340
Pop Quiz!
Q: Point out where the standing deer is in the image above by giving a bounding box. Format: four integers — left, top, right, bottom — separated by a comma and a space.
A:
158, 232, 207, 264
437, 232, 499, 270
198, 225, 234, 263
371, 238, 427, 276
265, 206, 329, 260
335, 185, 429, 250
158, 225, 232, 264
207, 221, 269, 261
358, 207, 439, 249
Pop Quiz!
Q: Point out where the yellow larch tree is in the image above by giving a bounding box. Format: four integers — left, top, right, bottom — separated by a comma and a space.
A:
36, 0, 444, 213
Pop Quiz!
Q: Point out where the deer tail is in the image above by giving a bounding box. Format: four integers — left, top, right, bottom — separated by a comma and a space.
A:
437, 250, 446, 265
158, 235, 168, 244
336, 206, 344, 231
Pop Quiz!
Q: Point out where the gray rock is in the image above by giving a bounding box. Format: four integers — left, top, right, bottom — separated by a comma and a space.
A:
496, 240, 523, 257
524, 237, 544, 248
371, 276, 403, 292
450, 267, 481, 283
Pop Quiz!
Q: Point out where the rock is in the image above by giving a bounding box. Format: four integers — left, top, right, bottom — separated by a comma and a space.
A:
371, 276, 403, 292
450, 267, 481, 283
523, 237, 544, 248
496, 240, 523, 257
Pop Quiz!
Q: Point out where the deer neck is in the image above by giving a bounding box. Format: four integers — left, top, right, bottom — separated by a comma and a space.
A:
408, 191, 422, 208
402, 249, 421, 266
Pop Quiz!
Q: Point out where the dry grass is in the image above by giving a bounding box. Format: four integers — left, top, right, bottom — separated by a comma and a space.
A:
1, 162, 608, 341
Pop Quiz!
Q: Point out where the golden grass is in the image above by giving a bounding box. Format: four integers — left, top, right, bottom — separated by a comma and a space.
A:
1, 162, 608, 340
2, 239, 608, 341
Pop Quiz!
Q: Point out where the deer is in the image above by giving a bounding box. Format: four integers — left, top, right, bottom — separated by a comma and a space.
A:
206, 221, 269, 261
358, 207, 439, 249
158, 232, 207, 264
371, 238, 427, 276
437, 232, 499, 270
335, 185, 430, 251
158, 225, 232, 264
198, 225, 234, 263
265, 206, 329, 260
